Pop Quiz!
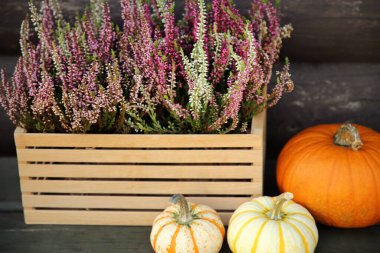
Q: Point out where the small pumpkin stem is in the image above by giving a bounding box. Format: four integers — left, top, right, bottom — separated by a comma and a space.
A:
170, 194, 192, 225
270, 192, 293, 220
333, 124, 363, 151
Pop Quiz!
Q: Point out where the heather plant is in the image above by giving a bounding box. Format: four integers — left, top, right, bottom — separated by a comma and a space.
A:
0, 0, 127, 133
0, 0, 293, 134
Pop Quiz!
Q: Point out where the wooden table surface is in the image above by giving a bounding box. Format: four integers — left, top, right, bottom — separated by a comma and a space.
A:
0, 157, 379, 252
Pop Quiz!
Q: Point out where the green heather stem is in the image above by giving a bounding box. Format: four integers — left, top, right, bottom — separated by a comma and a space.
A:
270, 192, 293, 220
333, 123, 363, 151
170, 194, 192, 225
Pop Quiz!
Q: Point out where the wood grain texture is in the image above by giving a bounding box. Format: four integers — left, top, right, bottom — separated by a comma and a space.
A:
278, 0, 380, 62
0, 157, 21, 211
23, 209, 234, 226
0, 0, 379, 61
16, 148, 261, 163
0, 213, 379, 252
267, 62, 380, 159
20, 180, 261, 195
14, 132, 262, 148
21, 195, 253, 210
18, 164, 262, 179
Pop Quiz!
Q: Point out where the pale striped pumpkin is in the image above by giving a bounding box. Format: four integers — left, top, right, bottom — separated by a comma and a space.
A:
227, 193, 318, 253
150, 194, 225, 253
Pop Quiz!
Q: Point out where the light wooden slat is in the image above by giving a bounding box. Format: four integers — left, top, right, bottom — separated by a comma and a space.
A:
17, 149, 261, 163
251, 87, 266, 135
252, 106, 266, 183
24, 209, 233, 225
19, 164, 262, 179
22, 195, 254, 210
20, 180, 261, 195
14, 130, 261, 148
251, 106, 266, 135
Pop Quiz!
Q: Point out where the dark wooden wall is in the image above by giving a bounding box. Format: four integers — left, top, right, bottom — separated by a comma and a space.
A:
1, 0, 380, 159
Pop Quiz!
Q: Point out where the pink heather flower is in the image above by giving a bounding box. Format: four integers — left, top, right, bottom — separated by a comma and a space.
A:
22, 45, 41, 97
250, 0, 282, 82
210, 37, 230, 86
105, 60, 124, 112
99, 3, 115, 63
184, 0, 200, 40
13, 59, 29, 116
0, 70, 8, 111
210, 58, 252, 132
0, 0, 292, 134
0, 59, 30, 126
164, 2, 179, 60
41, 2, 55, 43
82, 11, 99, 54
268, 61, 294, 107
142, 4, 155, 37
164, 100, 190, 120
121, 0, 140, 37
212, 0, 245, 36
32, 69, 58, 119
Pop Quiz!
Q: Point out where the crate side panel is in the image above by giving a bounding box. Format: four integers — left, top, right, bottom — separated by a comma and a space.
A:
15, 133, 261, 148
20, 180, 261, 195
17, 149, 262, 164
24, 209, 233, 225
19, 164, 262, 180
22, 195, 254, 210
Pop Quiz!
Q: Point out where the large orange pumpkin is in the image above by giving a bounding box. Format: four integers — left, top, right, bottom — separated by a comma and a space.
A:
277, 123, 380, 228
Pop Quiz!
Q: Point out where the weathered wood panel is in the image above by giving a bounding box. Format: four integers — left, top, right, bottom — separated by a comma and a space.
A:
0, 0, 379, 62
278, 0, 380, 62
0, 213, 379, 253
267, 62, 380, 159
0, 157, 21, 211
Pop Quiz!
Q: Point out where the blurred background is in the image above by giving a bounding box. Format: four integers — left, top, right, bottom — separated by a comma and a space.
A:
1, 0, 379, 160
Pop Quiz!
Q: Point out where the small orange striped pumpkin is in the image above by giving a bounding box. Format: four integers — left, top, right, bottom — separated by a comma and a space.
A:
150, 194, 225, 253
227, 193, 318, 253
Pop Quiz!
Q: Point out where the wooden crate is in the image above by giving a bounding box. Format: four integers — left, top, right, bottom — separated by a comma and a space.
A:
14, 111, 266, 226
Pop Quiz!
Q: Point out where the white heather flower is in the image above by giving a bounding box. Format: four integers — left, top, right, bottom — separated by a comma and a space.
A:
181, 0, 212, 119
156, 0, 168, 23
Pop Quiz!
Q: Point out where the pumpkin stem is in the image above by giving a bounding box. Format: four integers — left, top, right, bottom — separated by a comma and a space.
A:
333, 123, 363, 151
170, 194, 192, 225
270, 192, 293, 220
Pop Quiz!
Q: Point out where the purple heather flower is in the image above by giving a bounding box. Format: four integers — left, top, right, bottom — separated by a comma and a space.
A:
212, 0, 245, 36
0, 0, 292, 134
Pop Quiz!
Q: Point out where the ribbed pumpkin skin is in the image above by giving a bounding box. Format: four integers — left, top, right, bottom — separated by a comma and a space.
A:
150, 203, 225, 253
277, 124, 380, 228
227, 196, 318, 253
